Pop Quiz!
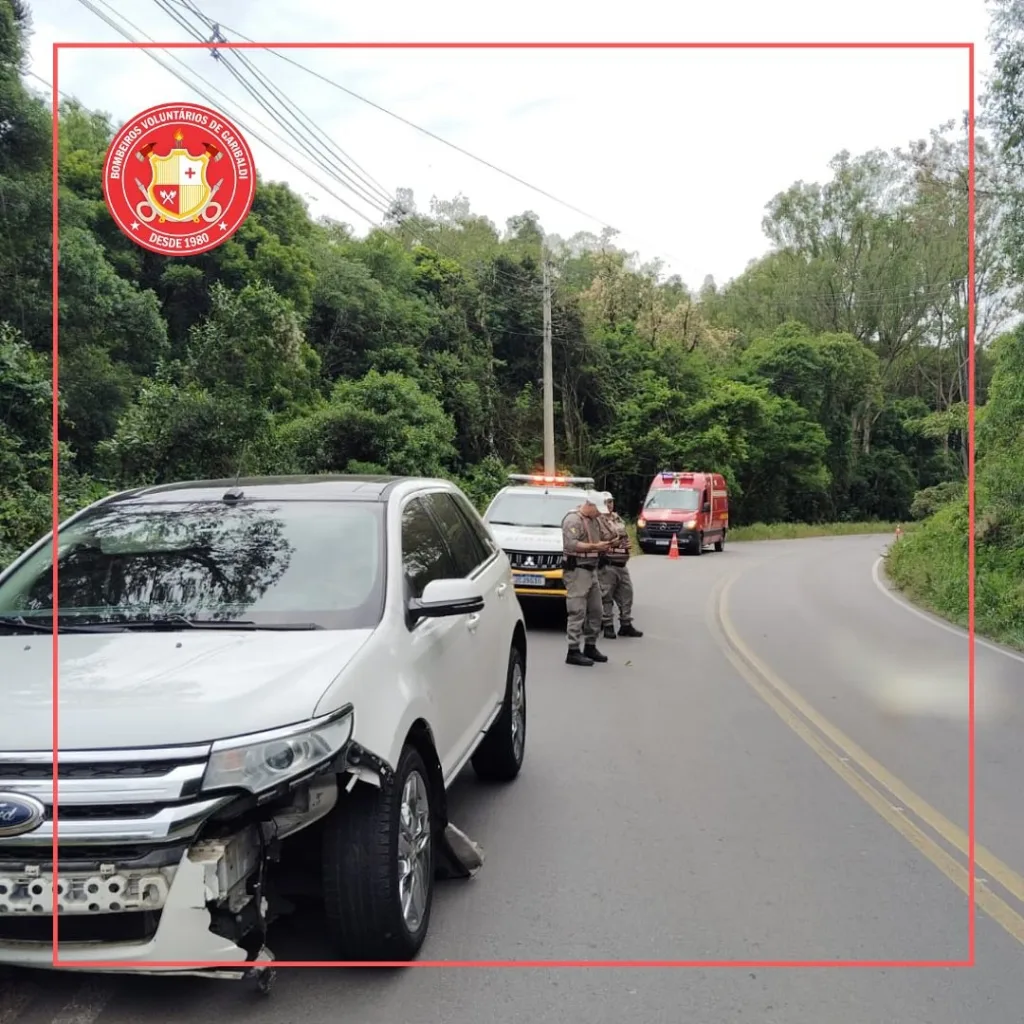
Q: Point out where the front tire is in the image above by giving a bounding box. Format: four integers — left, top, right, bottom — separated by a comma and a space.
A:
472, 644, 527, 782
321, 744, 435, 961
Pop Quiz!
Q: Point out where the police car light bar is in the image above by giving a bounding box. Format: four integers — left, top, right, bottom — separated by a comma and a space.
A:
508, 474, 596, 487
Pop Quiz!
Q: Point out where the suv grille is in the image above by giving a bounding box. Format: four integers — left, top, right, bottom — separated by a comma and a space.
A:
0, 748, 226, 940
0, 746, 225, 849
507, 551, 562, 570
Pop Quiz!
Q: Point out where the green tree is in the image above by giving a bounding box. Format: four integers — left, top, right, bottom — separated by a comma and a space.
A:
277, 370, 457, 476
0, 0, 52, 345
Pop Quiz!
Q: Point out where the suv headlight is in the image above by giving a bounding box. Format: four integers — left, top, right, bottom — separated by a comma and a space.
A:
684, 519, 697, 529
202, 706, 354, 794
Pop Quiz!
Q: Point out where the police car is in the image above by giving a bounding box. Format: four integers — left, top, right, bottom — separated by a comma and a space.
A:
483, 474, 600, 601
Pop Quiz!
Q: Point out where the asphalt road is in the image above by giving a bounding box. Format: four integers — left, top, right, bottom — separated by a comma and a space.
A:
3, 534, 1023, 1023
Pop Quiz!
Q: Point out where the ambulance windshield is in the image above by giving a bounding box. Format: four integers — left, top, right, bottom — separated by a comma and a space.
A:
645, 488, 700, 511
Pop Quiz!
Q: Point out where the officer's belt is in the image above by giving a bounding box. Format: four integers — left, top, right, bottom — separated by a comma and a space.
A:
564, 556, 597, 570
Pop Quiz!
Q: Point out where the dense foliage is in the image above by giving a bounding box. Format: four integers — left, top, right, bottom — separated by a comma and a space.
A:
885, 0, 1024, 648
1, 0, 1018, 647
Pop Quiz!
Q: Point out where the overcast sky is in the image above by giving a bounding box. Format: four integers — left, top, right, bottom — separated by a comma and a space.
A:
25, 0, 993, 289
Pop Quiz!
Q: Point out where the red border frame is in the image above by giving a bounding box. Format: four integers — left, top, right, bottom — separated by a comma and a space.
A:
50, 39, 977, 971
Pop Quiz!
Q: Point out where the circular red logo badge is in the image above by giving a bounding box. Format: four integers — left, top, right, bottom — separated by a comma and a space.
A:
102, 101, 256, 257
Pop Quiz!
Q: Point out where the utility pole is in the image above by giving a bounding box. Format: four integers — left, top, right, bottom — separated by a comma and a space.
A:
541, 244, 555, 475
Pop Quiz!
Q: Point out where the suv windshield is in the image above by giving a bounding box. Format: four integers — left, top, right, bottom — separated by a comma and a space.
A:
487, 491, 589, 528
644, 488, 700, 511
0, 499, 386, 632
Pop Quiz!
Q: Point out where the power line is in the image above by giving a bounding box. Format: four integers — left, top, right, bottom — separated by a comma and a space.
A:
147, 0, 396, 212
71, 0, 387, 227
127, 0, 544, 295
170, 0, 395, 207
26, 68, 63, 95
128, 0, 689, 287
94, 0, 390, 217
174, 8, 716, 277
155, 0, 557, 294
174, 7, 620, 233
45, 11, 550, 324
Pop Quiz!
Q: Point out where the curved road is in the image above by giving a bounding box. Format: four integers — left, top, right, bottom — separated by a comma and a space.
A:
2, 534, 1022, 1022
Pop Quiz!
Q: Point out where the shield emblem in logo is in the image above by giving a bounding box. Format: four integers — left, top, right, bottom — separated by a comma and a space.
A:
148, 144, 212, 222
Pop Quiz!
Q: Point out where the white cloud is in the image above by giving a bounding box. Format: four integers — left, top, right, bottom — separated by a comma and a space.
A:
28, 0, 991, 288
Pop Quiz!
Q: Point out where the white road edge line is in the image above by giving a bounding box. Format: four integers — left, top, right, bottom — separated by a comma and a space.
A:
871, 555, 1024, 666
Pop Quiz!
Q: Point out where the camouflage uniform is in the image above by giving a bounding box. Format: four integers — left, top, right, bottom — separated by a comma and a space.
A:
596, 496, 643, 639
561, 506, 606, 661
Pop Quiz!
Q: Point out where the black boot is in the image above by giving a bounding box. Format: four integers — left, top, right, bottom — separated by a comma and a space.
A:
582, 644, 608, 663
603, 625, 617, 640
566, 647, 594, 667
618, 622, 644, 638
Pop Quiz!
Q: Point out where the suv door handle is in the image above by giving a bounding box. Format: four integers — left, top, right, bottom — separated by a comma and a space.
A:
496, 582, 508, 598
466, 613, 481, 633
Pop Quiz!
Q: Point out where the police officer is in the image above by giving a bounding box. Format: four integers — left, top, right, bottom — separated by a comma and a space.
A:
596, 491, 643, 640
561, 495, 612, 666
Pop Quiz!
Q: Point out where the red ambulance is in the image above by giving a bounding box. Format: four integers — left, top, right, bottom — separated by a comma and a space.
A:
635, 470, 729, 555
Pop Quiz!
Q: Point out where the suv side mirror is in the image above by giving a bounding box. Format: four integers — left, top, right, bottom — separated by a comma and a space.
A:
409, 578, 485, 624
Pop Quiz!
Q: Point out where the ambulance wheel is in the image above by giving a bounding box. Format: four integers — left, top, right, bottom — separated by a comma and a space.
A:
693, 533, 704, 555
714, 532, 725, 552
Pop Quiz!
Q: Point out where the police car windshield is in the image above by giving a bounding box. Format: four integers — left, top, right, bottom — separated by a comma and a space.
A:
645, 488, 700, 511
487, 492, 589, 528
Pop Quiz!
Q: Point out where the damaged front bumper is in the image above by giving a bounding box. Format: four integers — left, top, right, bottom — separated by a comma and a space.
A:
0, 738, 484, 977
0, 739, 315, 977
0, 847, 253, 975
0, 822, 282, 976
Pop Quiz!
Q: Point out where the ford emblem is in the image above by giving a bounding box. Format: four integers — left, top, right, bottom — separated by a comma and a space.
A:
0, 793, 46, 838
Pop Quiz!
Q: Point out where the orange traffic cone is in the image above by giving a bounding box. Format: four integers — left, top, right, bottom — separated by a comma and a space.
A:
668, 533, 680, 559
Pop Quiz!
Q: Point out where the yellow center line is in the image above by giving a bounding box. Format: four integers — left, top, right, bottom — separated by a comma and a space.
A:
709, 571, 1024, 949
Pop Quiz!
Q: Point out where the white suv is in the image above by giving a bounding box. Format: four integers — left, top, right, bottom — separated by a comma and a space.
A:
0, 475, 527, 981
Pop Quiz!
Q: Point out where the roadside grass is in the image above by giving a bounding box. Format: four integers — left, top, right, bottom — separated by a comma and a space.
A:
726, 520, 916, 542
885, 500, 1024, 653
625, 519, 914, 554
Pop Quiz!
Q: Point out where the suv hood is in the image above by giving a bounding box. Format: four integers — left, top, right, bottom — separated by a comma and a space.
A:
488, 523, 563, 552
2, 630, 374, 751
